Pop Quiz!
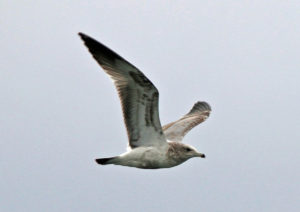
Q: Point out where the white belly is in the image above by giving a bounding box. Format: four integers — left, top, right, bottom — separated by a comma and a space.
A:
117, 146, 178, 169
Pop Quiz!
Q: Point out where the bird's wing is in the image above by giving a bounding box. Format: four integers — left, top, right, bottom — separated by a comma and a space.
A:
79, 33, 166, 148
162, 102, 211, 142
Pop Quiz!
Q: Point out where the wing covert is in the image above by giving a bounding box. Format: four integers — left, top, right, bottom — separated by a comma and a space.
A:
163, 101, 211, 142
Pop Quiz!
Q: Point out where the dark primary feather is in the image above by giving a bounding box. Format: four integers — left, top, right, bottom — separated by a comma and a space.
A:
187, 101, 211, 115
78, 33, 166, 148
78, 32, 132, 69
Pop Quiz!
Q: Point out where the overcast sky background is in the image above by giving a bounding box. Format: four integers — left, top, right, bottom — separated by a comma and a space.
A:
1, 1, 300, 212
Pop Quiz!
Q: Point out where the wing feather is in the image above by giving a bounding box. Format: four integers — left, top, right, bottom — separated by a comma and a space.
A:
79, 33, 166, 148
163, 102, 211, 142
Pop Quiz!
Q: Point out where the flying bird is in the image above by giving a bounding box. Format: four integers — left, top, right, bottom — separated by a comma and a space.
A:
78, 33, 211, 169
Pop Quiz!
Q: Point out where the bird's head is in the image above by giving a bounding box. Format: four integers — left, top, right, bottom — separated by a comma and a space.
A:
180, 144, 206, 159
168, 142, 205, 161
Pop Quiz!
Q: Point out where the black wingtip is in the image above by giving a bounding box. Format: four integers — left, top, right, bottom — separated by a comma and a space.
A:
188, 101, 211, 114
78, 32, 125, 64
78, 32, 94, 43
78, 32, 88, 40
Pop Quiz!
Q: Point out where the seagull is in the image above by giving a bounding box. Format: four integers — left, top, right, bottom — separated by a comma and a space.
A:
78, 33, 211, 169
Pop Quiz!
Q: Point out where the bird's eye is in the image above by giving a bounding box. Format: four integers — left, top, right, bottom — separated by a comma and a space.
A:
185, 148, 192, 152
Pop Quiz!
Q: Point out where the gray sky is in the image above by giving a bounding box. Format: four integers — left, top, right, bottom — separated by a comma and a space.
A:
1, 1, 300, 211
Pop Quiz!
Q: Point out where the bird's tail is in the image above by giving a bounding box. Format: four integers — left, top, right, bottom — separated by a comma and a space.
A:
95, 156, 118, 165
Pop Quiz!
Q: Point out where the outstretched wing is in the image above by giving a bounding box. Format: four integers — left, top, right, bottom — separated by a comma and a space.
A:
163, 102, 211, 142
79, 33, 166, 148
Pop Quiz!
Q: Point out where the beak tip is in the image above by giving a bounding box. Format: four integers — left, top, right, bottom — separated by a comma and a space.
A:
199, 153, 206, 158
